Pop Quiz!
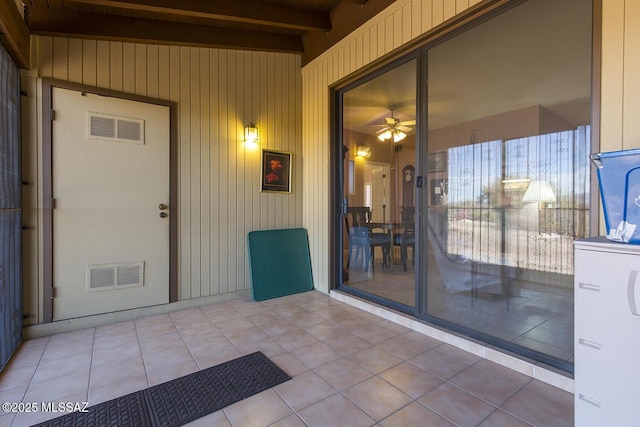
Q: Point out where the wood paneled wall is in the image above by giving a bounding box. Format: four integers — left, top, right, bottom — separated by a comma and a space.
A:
301, 0, 481, 293
23, 36, 302, 322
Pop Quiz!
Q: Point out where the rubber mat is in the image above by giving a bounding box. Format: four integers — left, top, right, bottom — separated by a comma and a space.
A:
34, 351, 291, 427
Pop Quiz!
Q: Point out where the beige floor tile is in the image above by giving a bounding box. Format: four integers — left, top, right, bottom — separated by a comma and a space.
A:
89, 358, 146, 387
297, 393, 374, 427
192, 346, 242, 370
39, 342, 93, 364
478, 409, 533, 427
88, 373, 148, 406
225, 328, 271, 347
91, 341, 143, 369
379, 401, 455, 427
410, 349, 470, 379
270, 353, 309, 378
419, 382, 496, 427
273, 330, 319, 352
449, 366, 522, 406
349, 346, 403, 374
184, 410, 232, 427
146, 360, 199, 386
234, 336, 288, 358
23, 371, 89, 404
524, 379, 574, 409
474, 359, 532, 387
435, 343, 483, 365
141, 346, 194, 368
258, 320, 303, 337
0, 386, 27, 409
31, 353, 92, 384
313, 357, 373, 391
343, 376, 412, 421
224, 389, 293, 427
378, 334, 437, 360
291, 342, 342, 369
323, 333, 373, 355
2, 347, 44, 371
352, 324, 399, 344
267, 413, 307, 427
0, 413, 15, 427
274, 370, 336, 411
379, 362, 445, 398
0, 365, 37, 392
303, 321, 345, 340
500, 389, 573, 427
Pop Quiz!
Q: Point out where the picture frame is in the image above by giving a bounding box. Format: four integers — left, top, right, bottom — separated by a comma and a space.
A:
428, 151, 446, 173
261, 149, 292, 193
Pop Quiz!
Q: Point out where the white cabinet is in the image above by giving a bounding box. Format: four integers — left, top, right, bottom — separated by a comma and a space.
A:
574, 238, 640, 427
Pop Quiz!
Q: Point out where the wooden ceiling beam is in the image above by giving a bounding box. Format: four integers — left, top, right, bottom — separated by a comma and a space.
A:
26, 7, 304, 53
0, 0, 31, 69
302, 0, 397, 65
68, 0, 331, 32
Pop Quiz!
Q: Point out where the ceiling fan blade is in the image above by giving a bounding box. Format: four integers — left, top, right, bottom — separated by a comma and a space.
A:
399, 120, 416, 126
385, 117, 397, 125
397, 125, 413, 132
375, 127, 391, 134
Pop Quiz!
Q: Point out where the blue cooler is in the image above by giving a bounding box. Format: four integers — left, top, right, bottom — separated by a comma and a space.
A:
591, 148, 640, 243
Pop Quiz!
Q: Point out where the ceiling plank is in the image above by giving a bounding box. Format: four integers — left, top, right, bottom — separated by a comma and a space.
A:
68, 0, 331, 32
26, 7, 304, 53
302, 0, 397, 65
0, 0, 31, 69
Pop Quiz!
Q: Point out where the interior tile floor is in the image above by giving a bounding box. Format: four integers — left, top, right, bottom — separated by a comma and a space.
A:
347, 249, 574, 363
0, 291, 573, 427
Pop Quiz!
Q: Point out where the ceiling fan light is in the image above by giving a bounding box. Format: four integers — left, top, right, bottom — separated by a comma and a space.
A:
378, 130, 392, 141
393, 130, 406, 143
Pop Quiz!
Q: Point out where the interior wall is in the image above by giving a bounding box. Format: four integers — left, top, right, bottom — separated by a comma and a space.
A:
302, 0, 482, 293
22, 36, 303, 324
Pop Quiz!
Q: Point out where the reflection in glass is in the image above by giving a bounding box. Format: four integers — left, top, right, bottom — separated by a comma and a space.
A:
341, 59, 417, 308
425, 0, 592, 368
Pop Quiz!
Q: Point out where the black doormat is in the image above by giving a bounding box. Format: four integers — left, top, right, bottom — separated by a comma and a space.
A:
34, 351, 290, 427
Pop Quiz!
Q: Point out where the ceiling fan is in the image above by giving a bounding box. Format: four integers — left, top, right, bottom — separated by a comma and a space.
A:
372, 113, 416, 143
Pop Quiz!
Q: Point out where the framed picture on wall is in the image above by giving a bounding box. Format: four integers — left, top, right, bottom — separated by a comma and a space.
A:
261, 149, 292, 193
428, 152, 446, 173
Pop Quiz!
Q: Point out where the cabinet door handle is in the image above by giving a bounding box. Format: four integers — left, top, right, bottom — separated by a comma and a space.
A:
578, 338, 602, 350
579, 394, 601, 408
628, 270, 640, 316
579, 282, 601, 292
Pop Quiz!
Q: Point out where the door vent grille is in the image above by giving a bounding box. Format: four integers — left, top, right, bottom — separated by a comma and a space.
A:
87, 112, 145, 144
87, 262, 144, 292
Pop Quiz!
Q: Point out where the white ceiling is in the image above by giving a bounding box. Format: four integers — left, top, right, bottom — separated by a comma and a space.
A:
343, 0, 592, 137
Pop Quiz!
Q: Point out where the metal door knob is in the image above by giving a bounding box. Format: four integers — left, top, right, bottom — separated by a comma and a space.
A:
159, 203, 168, 210
159, 212, 168, 218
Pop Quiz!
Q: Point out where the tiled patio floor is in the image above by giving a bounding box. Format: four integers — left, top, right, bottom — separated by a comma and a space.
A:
0, 291, 573, 426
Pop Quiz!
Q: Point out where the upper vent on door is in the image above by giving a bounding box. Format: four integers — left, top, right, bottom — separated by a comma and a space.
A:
87, 112, 145, 144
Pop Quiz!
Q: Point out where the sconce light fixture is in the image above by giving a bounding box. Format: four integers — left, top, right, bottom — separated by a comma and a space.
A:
244, 123, 259, 148
356, 145, 371, 158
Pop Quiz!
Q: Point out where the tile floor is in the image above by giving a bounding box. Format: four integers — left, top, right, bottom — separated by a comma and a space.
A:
0, 291, 573, 427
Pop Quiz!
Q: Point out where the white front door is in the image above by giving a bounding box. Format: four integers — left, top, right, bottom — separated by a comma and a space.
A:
52, 88, 170, 320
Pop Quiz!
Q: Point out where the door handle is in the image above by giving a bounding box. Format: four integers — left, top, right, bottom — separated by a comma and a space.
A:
628, 270, 639, 316
159, 203, 168, 210
159, 212, 168, 218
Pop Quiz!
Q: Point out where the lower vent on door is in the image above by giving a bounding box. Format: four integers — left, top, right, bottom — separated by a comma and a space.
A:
87, 262, 144, 292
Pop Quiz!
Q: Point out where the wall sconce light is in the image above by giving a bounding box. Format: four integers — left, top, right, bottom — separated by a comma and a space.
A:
356, 145, 371, 158
244, 123, 259, 148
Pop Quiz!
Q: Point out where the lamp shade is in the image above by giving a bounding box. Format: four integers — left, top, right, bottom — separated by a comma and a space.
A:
522, 180, 556, 203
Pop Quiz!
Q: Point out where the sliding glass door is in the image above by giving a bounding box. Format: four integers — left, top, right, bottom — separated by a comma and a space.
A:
337, 0, 593, 372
